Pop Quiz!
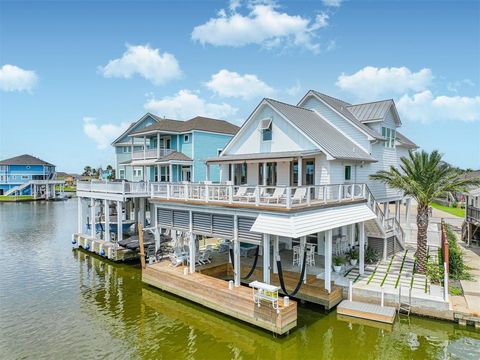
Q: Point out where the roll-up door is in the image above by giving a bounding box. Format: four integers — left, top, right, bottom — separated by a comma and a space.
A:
238, 216, 262, 244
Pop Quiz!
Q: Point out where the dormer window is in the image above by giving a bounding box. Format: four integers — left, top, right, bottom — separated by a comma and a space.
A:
382, 127, 396, 148
259, 118, 272, 141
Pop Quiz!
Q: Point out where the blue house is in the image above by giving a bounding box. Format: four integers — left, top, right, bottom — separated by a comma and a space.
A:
112, 113, 239, 182
0, 154, 57, 196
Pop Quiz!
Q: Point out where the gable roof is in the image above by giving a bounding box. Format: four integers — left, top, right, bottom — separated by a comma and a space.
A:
347, 99, 402, 126
0, 154, 54, 166
265, 99, 376, 162
130, 115, 239, 136
303, 91, 383, 140
396, 131, 418, 149
111, 113, 159, 145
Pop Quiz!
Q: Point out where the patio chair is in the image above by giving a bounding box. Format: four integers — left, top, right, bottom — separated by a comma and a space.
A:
306, 246, 316, 266
264, 187, 286, 204
291, 187, 307, 204
232, 186, 248, 201
198, 249, 212, 265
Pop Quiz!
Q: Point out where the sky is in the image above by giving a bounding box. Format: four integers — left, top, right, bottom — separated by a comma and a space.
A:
0, 0, 479, 173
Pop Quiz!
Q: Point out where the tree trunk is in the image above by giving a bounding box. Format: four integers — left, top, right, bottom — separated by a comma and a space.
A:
416, 204, 429, 273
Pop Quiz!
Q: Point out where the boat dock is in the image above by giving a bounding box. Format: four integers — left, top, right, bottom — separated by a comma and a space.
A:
73, 233, 139, 262
143, 261, 297, 335
336, 300, 396, 324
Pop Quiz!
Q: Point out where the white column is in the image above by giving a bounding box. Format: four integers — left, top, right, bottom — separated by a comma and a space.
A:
157, 132, 160, 158
230, 163, 235, 184
105, 200, 110, 241
169, 164, 173, 182
263, 234, 271, 284
139, 198, 145, 227
273, 236, 279, 273
395, 200, 400, 222
262, 162, 267, 186
405, 198, 411, 223
297, 158, 303, 186
359, 221, 365, 275
189, 232, 196, 273
325, 229, 332, 293
143, 135, 146, 159
350, 223, 355, 247
384, 202, 390, 219
77, 197, 82, 233
234, 215, 240, 286
90, 198, 96, 238
117, 201, 123, 243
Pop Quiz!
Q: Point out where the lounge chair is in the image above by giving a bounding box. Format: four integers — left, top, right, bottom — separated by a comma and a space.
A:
197, 249, 212, 265
291, 187, 307, 204
263, 187, 286, 204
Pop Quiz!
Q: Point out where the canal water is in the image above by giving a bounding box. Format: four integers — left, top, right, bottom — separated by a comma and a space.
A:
1, 199, 479, 360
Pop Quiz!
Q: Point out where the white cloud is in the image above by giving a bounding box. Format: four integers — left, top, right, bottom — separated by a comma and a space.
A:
83, 117, 130, 149
205, 69, 275, 99
286, 80, 302, 96
191, 2, 329, 53
447, 78, 475, 93
322, 0, 342, 7
0, 64, 38, 92
98, 44, 181, 85
397, 91, 480, 123
336, 66, 433, 99
144, 90, 238, 120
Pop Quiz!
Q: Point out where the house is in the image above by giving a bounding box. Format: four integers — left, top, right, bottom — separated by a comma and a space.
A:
0, 154, 64, 197
112, 113, 239, 183
462, 171, 480, 245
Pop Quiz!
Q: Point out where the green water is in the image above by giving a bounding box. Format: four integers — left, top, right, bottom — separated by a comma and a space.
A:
0, 199, 479, 359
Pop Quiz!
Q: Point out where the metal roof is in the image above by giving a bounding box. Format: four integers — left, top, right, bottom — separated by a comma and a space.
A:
265, 99, 376, 162
0, 154, 54, 166
396, 131, 418, 148
346, 100, 393, 122
251, 203, 377, 238
308, 91, 383, 139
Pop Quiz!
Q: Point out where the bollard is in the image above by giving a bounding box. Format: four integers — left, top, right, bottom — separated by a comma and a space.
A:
349, 280, 353, 301
183, 267, 188, 275
284, 296, 290, 307
381, 287, 385, 307
228, 280, 233, 290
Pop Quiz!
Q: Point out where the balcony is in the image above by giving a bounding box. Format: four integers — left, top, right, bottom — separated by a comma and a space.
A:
467, 205, 480, 222
77, 180, 151, 196
131, 148, 175, 160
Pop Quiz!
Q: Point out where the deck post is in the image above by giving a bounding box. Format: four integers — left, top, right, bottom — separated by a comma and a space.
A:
189, 232, 195, 273
301, 236, 307, 284
105, 199, 110, 241
325, 229, 332, 293
273, 235, 279, 273
383, 202, 389, 219
263, 234, 271, 284
233, 215, 240, 286
395, 200, 400, 222
139, 198, 145, 228
359, 221, 365, 275
117, 201, 123, 243
77, 197, 82, 233
297, 158, 302, 186
169, 164, 173, 182
90, 198, 96, 238
350, 223, 355, 247
262, 162, 267, 186
157, 132, 160, 158
405, 198, 411, 223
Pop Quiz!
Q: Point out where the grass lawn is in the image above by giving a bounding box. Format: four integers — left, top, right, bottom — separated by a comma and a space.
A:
430, 202, 465, 218
55, 185, 76, 192
0, 195, 34, 202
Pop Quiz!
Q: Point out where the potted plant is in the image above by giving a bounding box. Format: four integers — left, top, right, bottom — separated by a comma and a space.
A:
346, 247, 359, 266
333, 256, 344, 273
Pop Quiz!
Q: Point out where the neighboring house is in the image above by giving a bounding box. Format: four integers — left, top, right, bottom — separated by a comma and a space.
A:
463, 171, 480, 245
112, 113, 239, 183
0, 154, 59, 196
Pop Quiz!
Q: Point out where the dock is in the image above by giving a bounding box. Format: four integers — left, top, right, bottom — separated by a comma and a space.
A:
336, 300, 396, 324
73, 233, 139, 262
143, 261, 297, 335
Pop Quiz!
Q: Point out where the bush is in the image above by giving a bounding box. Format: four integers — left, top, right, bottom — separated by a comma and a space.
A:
426, 259, 443, 284
333, 256, 345, 266
346, 246, 359, 261
444, 224, 471, 280
365, 246, 380, 264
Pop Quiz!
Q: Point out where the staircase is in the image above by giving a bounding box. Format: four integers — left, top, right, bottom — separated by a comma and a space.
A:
364, 186, 406, 252
4, 181, 33, 196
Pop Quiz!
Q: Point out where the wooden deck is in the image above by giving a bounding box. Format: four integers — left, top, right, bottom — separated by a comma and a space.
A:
143, 261, 297, 335
73, 233, 138, 262
199, 263, 343, 310
336, 300, 396, 324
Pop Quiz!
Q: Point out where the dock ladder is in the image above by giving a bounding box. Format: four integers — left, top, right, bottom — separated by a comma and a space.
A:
397, 285, 411, 316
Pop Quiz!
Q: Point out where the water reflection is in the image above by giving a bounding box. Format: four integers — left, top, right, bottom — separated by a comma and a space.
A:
1, 200, 479, 360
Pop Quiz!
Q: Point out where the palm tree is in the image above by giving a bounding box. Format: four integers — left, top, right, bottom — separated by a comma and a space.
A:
370, 150, 479, 273
83, 165, 92, 176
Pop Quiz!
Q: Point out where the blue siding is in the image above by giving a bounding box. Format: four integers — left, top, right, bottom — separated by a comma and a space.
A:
0, 163, 55, 195
192, 131, 232, 182
114, 115, 157, 144
178, 133, 193, 157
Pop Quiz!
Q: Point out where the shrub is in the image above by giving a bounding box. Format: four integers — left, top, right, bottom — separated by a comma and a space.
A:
444, 224, 471, 280
333, 256, 345, 266
426, 260, 444, 284
346, 246, 359, 261
449, 286, 462, 296
365, 246, 380, 264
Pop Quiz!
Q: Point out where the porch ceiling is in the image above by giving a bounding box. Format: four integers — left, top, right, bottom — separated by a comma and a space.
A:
206, 150, 323, 164
251, 203, 376, 238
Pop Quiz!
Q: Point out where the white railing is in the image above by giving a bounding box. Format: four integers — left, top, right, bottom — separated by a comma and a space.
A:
150, 183, 367, 209
131, 148, 175, 160
76, 180, 152, 195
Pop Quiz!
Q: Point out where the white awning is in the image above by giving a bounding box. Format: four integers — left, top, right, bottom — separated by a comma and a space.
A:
251, 203, 377, 238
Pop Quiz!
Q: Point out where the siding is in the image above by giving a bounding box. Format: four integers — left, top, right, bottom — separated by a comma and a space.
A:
302, 97, 371, 153
193, 131, 234, 182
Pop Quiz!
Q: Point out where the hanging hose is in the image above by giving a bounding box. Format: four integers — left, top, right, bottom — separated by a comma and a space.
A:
229, 245, 260, 280
276, 248, 307, 297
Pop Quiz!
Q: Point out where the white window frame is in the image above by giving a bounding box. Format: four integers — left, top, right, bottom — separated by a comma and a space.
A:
344, 165, 352, 181
382, 127, 396, 149
260, 118, 273, 142
119, 169, 125, 179
184, 134, 190, 143
133, 167, 143, 178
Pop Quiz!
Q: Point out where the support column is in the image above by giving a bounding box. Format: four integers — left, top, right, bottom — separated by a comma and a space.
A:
262, 162, 267, 186
117, 201, 123, 243
300, 236, 307, 284
234, 215, 240, 286
405, 198, 411, 223
325, 229, 332, 293
273, 236, 279, 273
143, 135, 146, 159
189, 233, 196, 273
395, 200, 400, 222
139, 198, 145, 228
90, 198, 96, 238
157, 132, 160, 158
350, 223, 355, 247
297, 158, 303, 186
359, 221, 365, 275
263, 234, 271, 284
384, 202, 390, 219
105, 199, 110, 242
230, 163, 235, 184
77, 197, 82, 233
169, 164, 173, 182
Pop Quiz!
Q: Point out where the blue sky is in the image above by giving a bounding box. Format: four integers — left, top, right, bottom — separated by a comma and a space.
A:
1, 0, 479, 172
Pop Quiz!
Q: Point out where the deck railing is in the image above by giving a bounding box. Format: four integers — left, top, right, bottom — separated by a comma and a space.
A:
150, 182, 367, 209
77, 180, 152, 195
131, 148, 174, 160
467, 204, 480, 222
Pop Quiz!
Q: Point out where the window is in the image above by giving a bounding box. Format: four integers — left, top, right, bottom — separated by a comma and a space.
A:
184, 134, 190, 143
382, 127, 396, 148
258, 163, 277, 186
122, 146, 131, 153
229, 163, 247, 185
21, 175, 29, 180
133, 167, 143, 178
160, 166, 170, 182
26, 166, 30, 169
344, 165, 352, 181
259, 118, 272, 141
119, 169, 125, 179
305, 160, 315, 185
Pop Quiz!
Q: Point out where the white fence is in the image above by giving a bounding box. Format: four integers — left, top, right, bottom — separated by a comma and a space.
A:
131, 148, 175, 160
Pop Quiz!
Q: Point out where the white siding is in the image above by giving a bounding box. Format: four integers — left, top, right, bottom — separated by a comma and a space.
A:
301, 96, 371, 153
315, 154, 331, 185
277, 161, 290, 186
226, 104, 317, 155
